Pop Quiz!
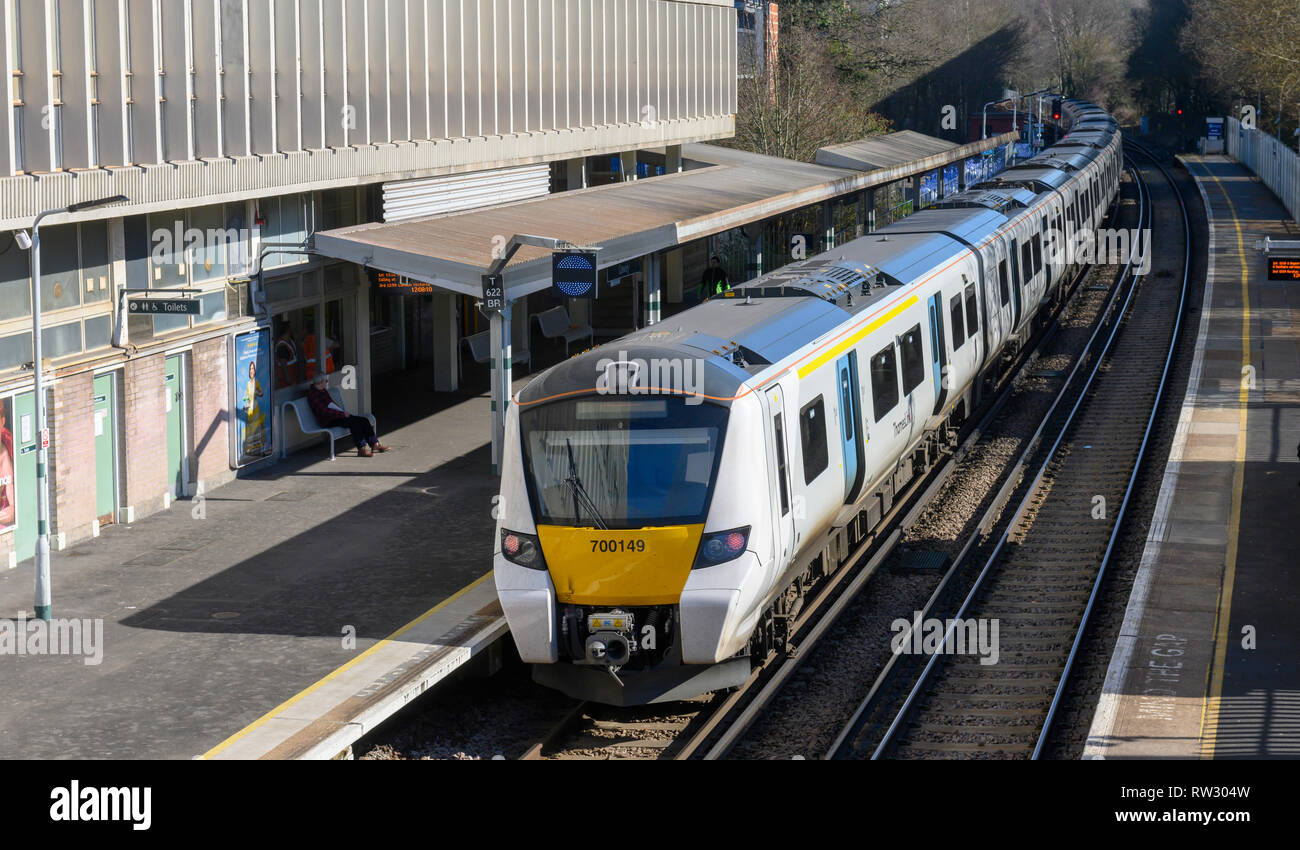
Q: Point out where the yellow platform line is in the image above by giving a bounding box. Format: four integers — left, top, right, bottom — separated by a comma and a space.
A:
1197, 166, 1249, 760
201, 571, 495, 760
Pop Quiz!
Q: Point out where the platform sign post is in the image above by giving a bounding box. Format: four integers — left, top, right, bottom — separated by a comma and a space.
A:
481, 274, 506, 313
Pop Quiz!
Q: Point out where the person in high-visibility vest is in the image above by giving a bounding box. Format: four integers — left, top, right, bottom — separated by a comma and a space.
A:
301, 331, 337, 379
698, 255, 731, 300
275, 324, 300, 388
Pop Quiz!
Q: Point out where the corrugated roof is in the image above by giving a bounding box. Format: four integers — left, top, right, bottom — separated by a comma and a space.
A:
314, 131, 1015, 299
814, 130, 959, 171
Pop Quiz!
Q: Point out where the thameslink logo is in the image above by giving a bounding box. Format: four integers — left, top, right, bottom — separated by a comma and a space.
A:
0, 617, 104, 665
595, 351, 705, 405
890, 611, 1000, 665
50, 781, 151, 831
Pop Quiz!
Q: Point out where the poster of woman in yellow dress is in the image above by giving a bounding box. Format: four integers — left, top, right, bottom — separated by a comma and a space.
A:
234, 328, 272, 466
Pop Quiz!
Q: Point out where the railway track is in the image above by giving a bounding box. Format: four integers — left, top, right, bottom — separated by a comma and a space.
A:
826, 139, 1190, 760
519, 176, 1143, 760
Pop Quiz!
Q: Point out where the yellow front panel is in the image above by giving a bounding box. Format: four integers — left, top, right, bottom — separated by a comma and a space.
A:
538, 524, 705, 606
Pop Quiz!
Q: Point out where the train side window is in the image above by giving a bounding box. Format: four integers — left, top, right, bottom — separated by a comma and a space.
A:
950, 295, 965, 350
799, 396, 829, 485
870, 343, 899, 422
998, 259, 1010, 306
1020, 240, 1034, 285
900, 324, 925, 395
773, 412, 790, 516
964, 283, 978, 336
1032, 234, 1043, 275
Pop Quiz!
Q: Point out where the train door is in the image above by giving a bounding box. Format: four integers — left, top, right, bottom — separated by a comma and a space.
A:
835, 352, 865, 503
928, 293, 949, 416
765, 385, 796, 566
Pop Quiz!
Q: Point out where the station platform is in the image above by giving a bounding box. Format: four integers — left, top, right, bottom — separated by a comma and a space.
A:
0, 366, 520, 759
1086, 155, 1300, 759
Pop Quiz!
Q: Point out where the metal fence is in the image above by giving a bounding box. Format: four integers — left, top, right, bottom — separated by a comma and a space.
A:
1226, 118, 1300, 223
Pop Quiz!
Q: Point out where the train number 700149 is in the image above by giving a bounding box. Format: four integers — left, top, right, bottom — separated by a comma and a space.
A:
590, 539, 646, 553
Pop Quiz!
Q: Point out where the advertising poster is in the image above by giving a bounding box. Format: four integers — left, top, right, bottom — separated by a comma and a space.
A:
234, 328, 273, 467
0, 396, 14, 533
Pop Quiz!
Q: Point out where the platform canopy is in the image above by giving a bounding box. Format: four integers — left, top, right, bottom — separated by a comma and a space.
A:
313, 131, 1016, 299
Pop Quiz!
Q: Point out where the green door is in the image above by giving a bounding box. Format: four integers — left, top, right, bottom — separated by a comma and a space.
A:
93, 374, 118, 523
164, 355, 186, 498
13, 391, 37, 564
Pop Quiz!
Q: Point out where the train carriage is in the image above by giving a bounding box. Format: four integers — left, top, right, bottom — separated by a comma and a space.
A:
495, 98, 1124, 704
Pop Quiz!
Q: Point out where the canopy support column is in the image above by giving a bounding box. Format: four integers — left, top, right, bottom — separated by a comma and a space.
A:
644, 252, 662, 326
489, 300, 513, 475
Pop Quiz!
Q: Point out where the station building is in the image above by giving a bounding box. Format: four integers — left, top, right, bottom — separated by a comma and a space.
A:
0, 0, 1013, 568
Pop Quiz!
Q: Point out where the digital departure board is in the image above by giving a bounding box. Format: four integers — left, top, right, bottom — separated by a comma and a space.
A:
371, 269, 434, 295
1267, 256, 1300, 281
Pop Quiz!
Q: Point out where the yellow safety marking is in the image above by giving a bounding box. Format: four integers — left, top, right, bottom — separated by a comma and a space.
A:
797, 295, 919, 379
201, 571, 495, 759
1197, 166, 1249, 760
539, 524, 705, 606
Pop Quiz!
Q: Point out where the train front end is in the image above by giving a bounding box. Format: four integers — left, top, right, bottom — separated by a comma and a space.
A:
494, 349, 766, 705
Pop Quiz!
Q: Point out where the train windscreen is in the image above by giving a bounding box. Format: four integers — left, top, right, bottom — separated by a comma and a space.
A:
519, 397, 729, 528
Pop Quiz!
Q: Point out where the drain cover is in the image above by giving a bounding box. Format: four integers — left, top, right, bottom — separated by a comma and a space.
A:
892, 549, 950, 573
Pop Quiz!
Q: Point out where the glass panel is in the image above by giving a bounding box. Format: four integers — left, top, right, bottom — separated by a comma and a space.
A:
42, 321, 82, 358
39, 224, 80, 312
196, 290, 227, 325
84, 314, 111, 351
799, 396, 828, 484
188, 204, 227, 283
0, 232, 31, 320
301, 269, 321, 296
80, 219, 111, 304
273, 307, 316, 389
152, 311, 189, 334
0, 331, 31, 371
148, 213, 189, 288
325, 298, 353, 375
265, 274, 300, 304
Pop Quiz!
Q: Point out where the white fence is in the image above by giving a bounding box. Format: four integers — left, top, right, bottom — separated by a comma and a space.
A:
1226, 118, 1300, 223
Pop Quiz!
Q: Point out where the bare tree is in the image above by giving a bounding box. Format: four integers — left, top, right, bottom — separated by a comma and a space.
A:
726, 21, 893, 162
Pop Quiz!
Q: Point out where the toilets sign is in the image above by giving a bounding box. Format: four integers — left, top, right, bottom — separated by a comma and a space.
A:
129, 297, 201, 315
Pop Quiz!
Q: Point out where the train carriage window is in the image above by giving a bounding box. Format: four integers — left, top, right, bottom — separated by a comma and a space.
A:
870, 343, 899, 422
798, 396, 829, 485
773, 412, 790, 516
998, 259, 1010, 306
965, 283, 978, 336
1020, 240, 1034, 285
950, 295, 965, 350
900, 324, 925, 395
1032, 234, 1043, 275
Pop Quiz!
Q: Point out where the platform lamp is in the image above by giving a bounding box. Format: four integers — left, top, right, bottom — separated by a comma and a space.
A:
15, 194, 128, 621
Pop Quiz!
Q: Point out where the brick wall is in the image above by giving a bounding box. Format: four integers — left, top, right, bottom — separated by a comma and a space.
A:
122, 354, 168, 517
50, 371, 97, 546
190, 336, 233, 490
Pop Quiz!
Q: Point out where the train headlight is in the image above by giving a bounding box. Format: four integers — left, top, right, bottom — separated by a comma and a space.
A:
500, 529, 546, 570
693, 526, 751, 569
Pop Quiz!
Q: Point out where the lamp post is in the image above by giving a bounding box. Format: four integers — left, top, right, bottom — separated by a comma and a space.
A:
23, 195, 127, 621
981, 100, 998, 140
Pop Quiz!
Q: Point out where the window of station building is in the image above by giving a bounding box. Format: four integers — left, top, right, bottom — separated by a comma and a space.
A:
0, 231, 32, 321
870, 342, 899, 422
144, 202, 248, 289
998, 259, 1010, 306
799, 395, 829, 485
273, 306, 318, 390
320, 188, 360, 231
950, 295, 965, 350
965, 283, 979, 337
900, 324, 925, 395
259, 194, 313, 270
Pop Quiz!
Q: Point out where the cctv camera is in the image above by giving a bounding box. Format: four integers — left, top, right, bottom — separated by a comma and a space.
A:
14, 230, 31, 250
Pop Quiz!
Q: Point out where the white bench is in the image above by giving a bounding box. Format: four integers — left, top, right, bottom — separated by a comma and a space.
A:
281, 387, 377, 461
534, 305, 593, 356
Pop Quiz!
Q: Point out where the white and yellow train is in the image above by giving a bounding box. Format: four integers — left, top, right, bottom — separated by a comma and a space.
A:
494, 99, 1122, 704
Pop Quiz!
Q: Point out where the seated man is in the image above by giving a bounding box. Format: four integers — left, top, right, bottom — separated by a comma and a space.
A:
306, 374, 389, 457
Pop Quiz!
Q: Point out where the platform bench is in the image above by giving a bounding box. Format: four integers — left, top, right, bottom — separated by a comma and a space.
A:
281, 388, 377, 461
